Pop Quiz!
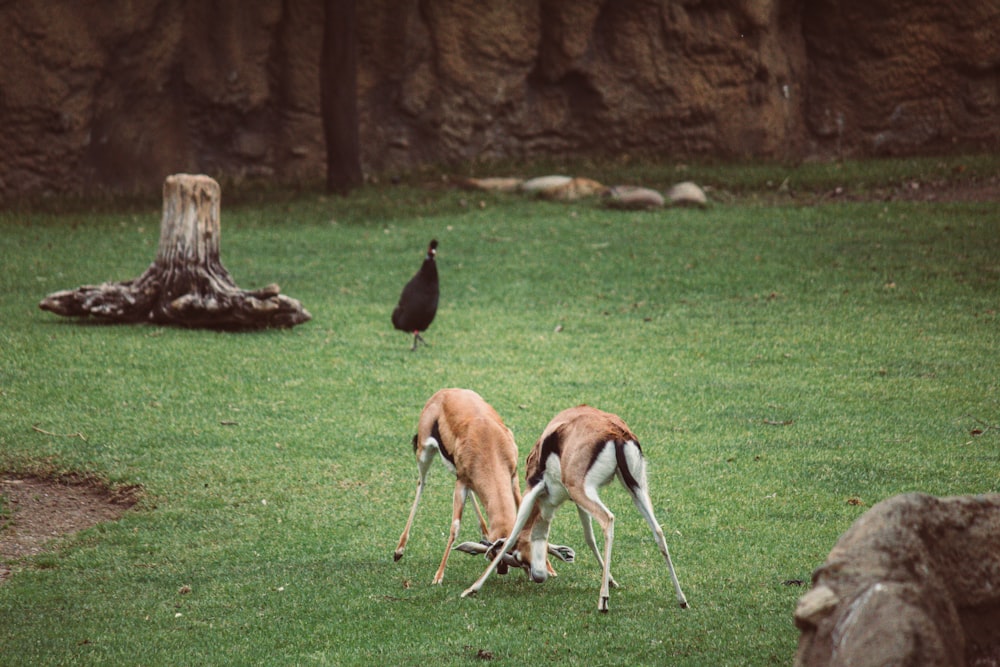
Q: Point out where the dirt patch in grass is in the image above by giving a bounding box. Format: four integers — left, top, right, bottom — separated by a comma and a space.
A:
721, 172, 1000, 207
0, 473, 142, 584
822, 173, 1000, 204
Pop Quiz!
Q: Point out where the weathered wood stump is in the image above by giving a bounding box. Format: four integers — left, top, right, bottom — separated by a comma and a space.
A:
39, 174, 311, 329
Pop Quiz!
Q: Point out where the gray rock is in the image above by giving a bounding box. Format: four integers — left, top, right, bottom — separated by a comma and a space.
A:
667, 181, 708, 207
794, 493, 1000, 667
604, 186, 665, 209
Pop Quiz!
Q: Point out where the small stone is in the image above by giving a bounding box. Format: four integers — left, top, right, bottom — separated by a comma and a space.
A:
538, 177, 607, 201
519, 175, 572, 193
604, 185, 665, 209
667, 181, 708, 207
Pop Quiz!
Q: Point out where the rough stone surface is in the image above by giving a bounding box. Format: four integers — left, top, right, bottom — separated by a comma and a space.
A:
793, 493, 1000, 667
1, 0, 997, 197
802, 1, 1000, 157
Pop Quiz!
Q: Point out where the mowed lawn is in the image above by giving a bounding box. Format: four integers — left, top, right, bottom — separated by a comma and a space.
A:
1, 160, 998, 665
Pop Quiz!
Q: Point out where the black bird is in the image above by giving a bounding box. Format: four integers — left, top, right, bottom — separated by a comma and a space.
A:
392, 239, 439, 350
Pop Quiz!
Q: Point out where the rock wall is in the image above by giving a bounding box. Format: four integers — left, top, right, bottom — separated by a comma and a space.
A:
1, 0, 997, 197
802, 1, 1000, 156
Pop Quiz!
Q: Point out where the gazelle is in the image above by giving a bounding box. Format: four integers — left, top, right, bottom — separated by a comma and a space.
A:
462, 405, 689, 613
394, 388, 522, 584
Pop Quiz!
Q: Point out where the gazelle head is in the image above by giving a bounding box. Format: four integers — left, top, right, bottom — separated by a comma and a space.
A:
491, 535, 550, 581
456, 538, 525, 576
456, 531, 574, 582
501, 527, 550, 584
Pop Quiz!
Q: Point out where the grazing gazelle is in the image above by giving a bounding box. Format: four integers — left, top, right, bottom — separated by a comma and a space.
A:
462, 405, 689, 612
394, 388, 523, 584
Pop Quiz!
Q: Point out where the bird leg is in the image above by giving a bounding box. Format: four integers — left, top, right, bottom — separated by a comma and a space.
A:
411, 331, 427, 351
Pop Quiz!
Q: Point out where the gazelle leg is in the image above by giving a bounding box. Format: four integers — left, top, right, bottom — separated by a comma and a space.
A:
394, 442, 436, 561
462, 483, 545, 599
526, 500, 559, 583
569, 490, 616, 613
628, 483, 688, 609
576, 506, 618, 588
432, 481, 469, 584
599, 516, 615, 613
471, 492, 489, 540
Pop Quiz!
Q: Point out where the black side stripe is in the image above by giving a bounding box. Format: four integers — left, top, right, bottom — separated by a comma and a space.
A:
411, 433, 418, 453
431, 419, 455, 466
585, 437, 609, 478
615, 440, 642, 492
528, 429, 563, 487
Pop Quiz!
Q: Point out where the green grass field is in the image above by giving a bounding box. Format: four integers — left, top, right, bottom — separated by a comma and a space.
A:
1, 156, 998, 665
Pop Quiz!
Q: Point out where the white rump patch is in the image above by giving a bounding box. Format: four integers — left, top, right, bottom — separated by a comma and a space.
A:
584, 441, 619, 499
618, 440, 644, 476
543, 452, 569, 506
426, 437, 456, 474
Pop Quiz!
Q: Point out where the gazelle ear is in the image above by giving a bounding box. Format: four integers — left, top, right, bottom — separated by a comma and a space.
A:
548, 543, 576, 563
484, 538, 524, 571
500, 551, 523, 570
485, 538, 506, 560
455, 540, 489, 556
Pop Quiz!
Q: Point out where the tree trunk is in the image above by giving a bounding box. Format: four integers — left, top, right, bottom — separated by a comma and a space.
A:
320, 0, 363, 195
39, 174, 311, 330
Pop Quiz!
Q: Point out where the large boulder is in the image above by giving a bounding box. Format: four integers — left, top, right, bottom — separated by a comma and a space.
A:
794, 493, 1000, 667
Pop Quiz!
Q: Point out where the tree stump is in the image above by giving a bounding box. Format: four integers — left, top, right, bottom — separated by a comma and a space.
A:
39, 174, 311, 329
